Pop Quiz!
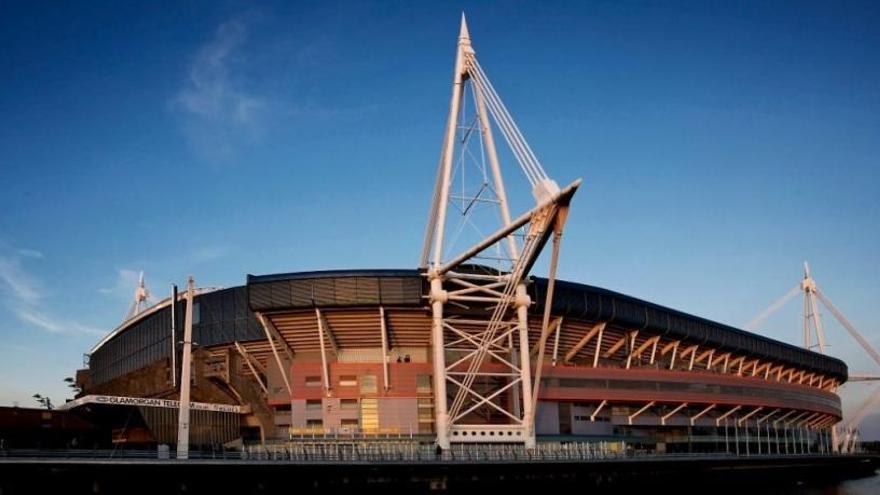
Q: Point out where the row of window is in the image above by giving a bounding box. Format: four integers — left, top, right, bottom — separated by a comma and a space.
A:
541, 377, 840, 410
302, 374, 433, 393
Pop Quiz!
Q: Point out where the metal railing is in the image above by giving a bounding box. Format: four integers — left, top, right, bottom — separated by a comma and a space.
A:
0, 441, 852, 463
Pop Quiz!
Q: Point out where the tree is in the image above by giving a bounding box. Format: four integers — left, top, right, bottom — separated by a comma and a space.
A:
64, 377, 81, 395
32, 394, 53, 410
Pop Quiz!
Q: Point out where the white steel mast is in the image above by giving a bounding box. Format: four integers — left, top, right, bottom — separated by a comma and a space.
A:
176, 276, 195, 459
746, 263, 880, 453
422, 15, 581, 450
124, 271, 152, 321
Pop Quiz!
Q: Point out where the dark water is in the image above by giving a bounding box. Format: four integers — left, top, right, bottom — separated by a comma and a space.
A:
706, 474, 879, 495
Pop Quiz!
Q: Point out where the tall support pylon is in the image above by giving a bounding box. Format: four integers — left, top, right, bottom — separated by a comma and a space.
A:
421, 15, 581, 449
746, 262, 826, 352
124, 271, 153, 321
801, 262, 827, 353
746, 262, 880, 453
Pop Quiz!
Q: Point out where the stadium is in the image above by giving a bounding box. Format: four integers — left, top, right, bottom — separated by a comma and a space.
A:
70, 268, 846, 455
66, 17, 847, 458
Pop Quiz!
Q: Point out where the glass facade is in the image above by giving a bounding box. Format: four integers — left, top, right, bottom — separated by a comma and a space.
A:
89, 287, 263, 386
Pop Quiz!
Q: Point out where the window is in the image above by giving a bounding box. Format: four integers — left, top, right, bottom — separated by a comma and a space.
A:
574, 415, 609, 422
306, 419, 323, 429
339, 375, 357, 387
360, 375, 377, 394
416, 375, 432, 394
418, 398, 434, 434
305, 376, 322, 387
341, 418, 359, 427
274, 404, 292, 412
341, 399, 358, 410
417, 398, 434, 421
306, 399, 322, 411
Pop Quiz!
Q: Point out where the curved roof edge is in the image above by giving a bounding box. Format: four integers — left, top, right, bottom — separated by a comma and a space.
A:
530, 277, 847, 380
90, 268, 847, 381
89, 287, 221, 355
248, 268, 846, 381
247, 268, 420, 284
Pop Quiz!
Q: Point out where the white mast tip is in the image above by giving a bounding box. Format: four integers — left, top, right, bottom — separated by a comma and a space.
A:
459, 13, 470, 40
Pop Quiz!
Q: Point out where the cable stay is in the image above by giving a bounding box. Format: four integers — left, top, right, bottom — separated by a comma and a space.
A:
123, 271, 156, 322
745, 261, 880, 453
419, 14, 581, 449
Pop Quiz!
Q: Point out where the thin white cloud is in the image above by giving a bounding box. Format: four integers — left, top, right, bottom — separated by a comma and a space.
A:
16, 248, 43, 259
0, 256, 41, 304
171, 17, 265, 160
15, 308, 103, 337
0, 248, 102, 337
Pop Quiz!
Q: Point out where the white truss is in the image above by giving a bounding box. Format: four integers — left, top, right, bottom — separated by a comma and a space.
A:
421, 15, 581, 449
746, 262, 880, 453
124, 271, 154, 321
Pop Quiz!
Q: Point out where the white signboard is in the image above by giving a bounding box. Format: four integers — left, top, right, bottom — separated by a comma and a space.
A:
60, 394, 241, 414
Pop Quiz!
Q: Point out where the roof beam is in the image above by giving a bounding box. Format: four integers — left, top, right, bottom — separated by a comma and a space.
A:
679, 344, 698, 359
533, 317, 564, 358
315, 308, 338, 354
590, 399, 608, 422
255, 312, 292, 398
694, 349, 714, 365
661, 402, 688, 426
315, 308, 333, 396
603, 333, 629, 358
255, 312, 294, 361
625, 330, 640, 369
729, 355, 745, 374
668, 341, 680, 370
756, 408, 781, 425
628, 401, 655, 425
754, 361, 772, 377
690, 404, 715, 426
592, 322, 605, 367
660, 340, 679, 356
710, 351, 730, 368
737, 406, 763, 425
633, 335, 661, 359
773, 410, 797, 427
564, 321, 604, 363
233, 341, 268, 395
715, 405, 742, 426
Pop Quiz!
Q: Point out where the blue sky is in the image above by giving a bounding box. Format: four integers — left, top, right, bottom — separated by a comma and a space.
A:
1, 0, 878, 428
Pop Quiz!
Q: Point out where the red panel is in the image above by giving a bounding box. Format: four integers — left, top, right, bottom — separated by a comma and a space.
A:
537, 366, 841, 417
281, 362, 433, 400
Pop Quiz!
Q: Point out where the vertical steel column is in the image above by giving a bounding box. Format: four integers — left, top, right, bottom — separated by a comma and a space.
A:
724, 419, 729, 454
510, 333, 521, 420
176, 276, 195, 460
379, 307, 390, 392
430, 276, 450, 449
428, 19, 470, 268
171, 284, 178, 388
551, 320, 561, 366
515, 283, 535, 448
734, 421, 740, 456
316, 309, 331, 396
